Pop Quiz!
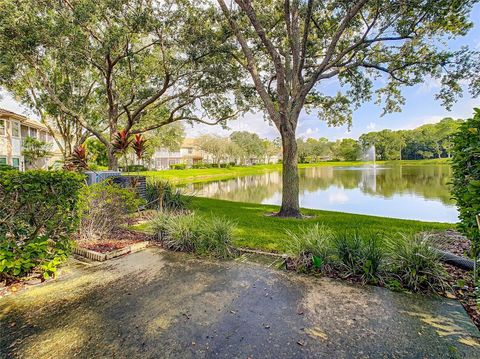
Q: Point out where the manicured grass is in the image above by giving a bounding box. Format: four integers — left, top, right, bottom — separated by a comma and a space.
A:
134, 159, 450, 185
134, 197, 453, 253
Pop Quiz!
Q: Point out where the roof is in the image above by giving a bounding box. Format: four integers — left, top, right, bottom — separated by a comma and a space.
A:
181, 138, 198, 147
0, 108, 50, 131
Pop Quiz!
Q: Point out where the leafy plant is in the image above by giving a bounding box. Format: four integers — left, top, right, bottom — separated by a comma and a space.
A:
64, 144, 89, 172
132, 134, 147, 160
145, 180, 190, 212
0, 170, 84, 282
170, 163, 187, 170
78, 182, 144, 240
112, 129, 132, 154
451, 108, 480, 254
21, 136, 52, 169
0, 164, 16, 172
385, 233, 449, 292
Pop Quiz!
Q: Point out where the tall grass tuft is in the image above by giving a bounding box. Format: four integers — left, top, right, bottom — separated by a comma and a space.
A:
286, 224, 335, 272
151, 212, 236, 258
332, 231, 383, 283
385, 233, 449, 292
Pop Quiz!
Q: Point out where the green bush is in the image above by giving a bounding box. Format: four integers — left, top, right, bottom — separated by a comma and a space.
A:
385, 233, 448, 292
0, 170, 84, 282
145, 180, 190, 212
120, 164, 147, 172
451, 108, 480, 253
0, 164, 16, 172
192, 162, 209, 169
170, 163, 186, 170
152, 212, 236, 258
79, 182, 144, 240
286, 224, 335, 272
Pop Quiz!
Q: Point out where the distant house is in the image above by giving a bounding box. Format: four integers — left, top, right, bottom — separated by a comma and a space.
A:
151, 138, 205, 169
0, 108, 62, 170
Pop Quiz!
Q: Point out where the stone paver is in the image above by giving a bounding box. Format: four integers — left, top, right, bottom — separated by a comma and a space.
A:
0, 248, 479, 358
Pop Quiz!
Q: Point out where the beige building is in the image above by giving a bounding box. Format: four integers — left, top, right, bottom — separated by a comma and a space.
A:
0, 108, 62, 170
151, 138, 205, 169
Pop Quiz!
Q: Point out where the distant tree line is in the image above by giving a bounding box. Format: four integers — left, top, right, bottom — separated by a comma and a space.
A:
296, 117, 461, 163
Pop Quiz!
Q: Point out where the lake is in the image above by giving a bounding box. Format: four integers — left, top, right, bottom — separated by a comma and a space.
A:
188, 164, 458, 223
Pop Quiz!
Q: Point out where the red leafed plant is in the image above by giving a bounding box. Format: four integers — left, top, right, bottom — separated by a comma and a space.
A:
112, 129, 132, 154
65, 144, 89, 171
132, 134, 147, 160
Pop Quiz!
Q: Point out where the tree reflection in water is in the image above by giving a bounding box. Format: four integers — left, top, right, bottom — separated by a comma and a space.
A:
188, 164, 457, 222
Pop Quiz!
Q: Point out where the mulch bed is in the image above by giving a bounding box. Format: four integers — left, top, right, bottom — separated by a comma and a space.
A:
76, 228, 150, 253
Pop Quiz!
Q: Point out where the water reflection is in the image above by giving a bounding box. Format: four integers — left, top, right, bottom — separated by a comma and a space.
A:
189, 164, 457, 222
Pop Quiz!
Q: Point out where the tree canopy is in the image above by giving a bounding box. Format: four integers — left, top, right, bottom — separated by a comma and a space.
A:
0, 0, 246, 168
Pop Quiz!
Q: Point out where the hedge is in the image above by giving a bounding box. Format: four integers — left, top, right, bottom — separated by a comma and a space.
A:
451, 108, 480, 253
0, 170, 84, 282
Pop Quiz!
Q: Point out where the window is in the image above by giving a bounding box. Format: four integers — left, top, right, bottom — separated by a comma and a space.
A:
40, 131, 46, 141
0, 120, 5, 136
11, 121, 20, 138
12, 157, 20, 169
29, 127, 37, 138
0, 157, 6, 165
188, 148, 193, 154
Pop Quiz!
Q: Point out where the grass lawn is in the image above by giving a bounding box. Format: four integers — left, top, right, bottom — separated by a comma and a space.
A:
134, 197, 454, 253
134, 158, 450, 185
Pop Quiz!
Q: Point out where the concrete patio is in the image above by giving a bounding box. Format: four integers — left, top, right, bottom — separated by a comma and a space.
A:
0, 247, 479, 358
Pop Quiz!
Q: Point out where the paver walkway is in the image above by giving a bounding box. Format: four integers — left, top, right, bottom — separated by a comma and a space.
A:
1, 248, 479, 358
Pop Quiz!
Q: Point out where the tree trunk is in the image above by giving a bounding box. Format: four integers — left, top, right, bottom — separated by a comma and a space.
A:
277, 124, 301, 218
107, 148, 118, 170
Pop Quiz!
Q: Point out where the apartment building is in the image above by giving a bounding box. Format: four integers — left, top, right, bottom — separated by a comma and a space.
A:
0, 108, 62, 170
151, 138, 205, 169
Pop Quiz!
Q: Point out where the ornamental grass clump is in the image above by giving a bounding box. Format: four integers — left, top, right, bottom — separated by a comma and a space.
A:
385, 233, 449, 292
152, 212, 236, 258
286, 224, 335, 272
332, 231, 384, 283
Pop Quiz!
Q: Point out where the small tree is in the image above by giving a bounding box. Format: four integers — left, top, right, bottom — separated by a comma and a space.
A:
22, 137, 52, 169
451, 108, 480, 254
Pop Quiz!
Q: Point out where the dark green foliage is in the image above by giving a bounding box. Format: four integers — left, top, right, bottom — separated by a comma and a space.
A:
451, 108, 480, 252
0, 171, 84, 282
332, 231, 383, 282
0, 164, 16, 172
121, 164, 148, 172
170, 163, 186, 170
145, 180, 190, 212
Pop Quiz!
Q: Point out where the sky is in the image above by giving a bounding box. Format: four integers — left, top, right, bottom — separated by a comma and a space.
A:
1, 4, 479, 141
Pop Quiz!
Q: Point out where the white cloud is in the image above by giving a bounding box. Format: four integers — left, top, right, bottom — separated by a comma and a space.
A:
366, 122, 376, 131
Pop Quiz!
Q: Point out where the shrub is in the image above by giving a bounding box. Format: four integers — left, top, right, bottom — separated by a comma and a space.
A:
385, 233, 448, 292
198, 217, 235, 259
0, 170, 84, 282
79, 182, 144, 240
286, 224, 335, 272
120, 164, 147, 172
451, 108, 480, 254
145, 180, 190, 212
161, 213, 203, 252
152, 212, 236, 258
0, 164, 16, 172
170, 163, 186, 170
192, 162, 209, 169
332, 231, 383, 282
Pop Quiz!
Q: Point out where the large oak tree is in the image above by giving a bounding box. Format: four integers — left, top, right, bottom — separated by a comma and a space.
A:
217, 0, 479, 217
0, 0, 245, 168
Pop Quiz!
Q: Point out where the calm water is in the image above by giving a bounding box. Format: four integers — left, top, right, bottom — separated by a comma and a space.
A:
188, 164, 458, 223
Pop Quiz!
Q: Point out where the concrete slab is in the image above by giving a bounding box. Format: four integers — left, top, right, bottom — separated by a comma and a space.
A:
0, 248, 479, 358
